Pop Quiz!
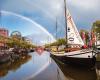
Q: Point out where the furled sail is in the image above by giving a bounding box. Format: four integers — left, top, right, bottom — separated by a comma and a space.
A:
67, 9, 84, 46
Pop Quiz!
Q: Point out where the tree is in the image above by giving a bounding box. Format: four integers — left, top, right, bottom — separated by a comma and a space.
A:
92, 20, 100, 40
45, 38, 67, 47
57, 38, 67, 46
92, 20, 100, 33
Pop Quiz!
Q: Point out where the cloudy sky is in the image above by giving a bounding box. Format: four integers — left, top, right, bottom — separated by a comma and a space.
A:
0, 0, 100, 45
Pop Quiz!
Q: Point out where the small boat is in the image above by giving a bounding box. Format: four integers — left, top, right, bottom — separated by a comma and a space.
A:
30, 49, 35, 52
0, 53, 11, 63
51, 0, 96, 67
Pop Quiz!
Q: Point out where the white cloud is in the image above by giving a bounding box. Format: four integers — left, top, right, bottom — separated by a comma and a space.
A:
1, 0, 65, 37
1, 0, 100, 38
68, 0, 99, 11
1, 10, 56, 45
67, 0, 100, 30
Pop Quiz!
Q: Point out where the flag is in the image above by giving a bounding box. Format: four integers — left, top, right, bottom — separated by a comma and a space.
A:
81, 32, 86, 45
89, 40, 92, 47
91, 31, 96, 43
82, 32, 86, 40
88, 32, 91, 40
87, 32, 91, 45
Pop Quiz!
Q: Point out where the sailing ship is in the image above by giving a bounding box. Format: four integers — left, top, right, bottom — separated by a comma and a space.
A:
51, 0, 96, 67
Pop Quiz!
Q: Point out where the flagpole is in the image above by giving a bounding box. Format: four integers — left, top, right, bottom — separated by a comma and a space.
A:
64, 0, 68, 47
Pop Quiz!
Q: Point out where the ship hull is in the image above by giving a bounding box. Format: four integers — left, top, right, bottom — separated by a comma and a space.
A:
51, 50, 96, 68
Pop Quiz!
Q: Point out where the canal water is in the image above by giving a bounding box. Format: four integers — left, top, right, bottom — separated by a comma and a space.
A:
0, 51, 99, 80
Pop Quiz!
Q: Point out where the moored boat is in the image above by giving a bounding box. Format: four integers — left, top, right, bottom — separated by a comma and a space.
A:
0, 53, 11, 64
51, 0, 96, 67
51, 49, 96, 67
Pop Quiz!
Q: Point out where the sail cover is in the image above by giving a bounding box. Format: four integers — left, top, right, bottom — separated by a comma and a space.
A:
67, 9, 84, 46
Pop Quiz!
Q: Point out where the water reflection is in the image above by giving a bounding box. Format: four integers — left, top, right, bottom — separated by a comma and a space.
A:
96, 62, 100, 80
0, 55, 31, 78
26, 51, 66, 80
0, 51, 66, 80
51, 56, 99, 80
31, 57, 66, 80
0, 51, 51, 80
0, 51, 100, 80
26, 51, 51, 79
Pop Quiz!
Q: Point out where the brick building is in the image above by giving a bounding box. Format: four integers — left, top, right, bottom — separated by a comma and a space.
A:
0, 28, 9, 47
0, 28, 9, 37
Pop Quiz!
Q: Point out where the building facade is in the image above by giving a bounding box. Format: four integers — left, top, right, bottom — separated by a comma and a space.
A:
0, 28, 9, 47
0, 28, 9, 37
22, 37, 32, 44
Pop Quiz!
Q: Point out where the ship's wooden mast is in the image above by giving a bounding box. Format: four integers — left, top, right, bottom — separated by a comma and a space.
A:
64, 0, 68, 47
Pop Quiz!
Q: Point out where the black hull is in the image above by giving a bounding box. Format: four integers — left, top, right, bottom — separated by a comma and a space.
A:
51, 54, 96, 68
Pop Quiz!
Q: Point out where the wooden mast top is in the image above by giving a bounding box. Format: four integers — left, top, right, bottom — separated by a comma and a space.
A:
64, 0, 68, 47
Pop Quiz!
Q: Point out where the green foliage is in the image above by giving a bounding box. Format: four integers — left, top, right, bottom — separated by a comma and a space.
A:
92, 20, 100, 33
0, 36, 36, 49
57, 38, 67, 46
92, 20, 100, 40
45, 38, 67, 47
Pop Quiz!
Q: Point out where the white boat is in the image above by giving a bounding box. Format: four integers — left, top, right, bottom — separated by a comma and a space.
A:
51, 0, 96, 67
